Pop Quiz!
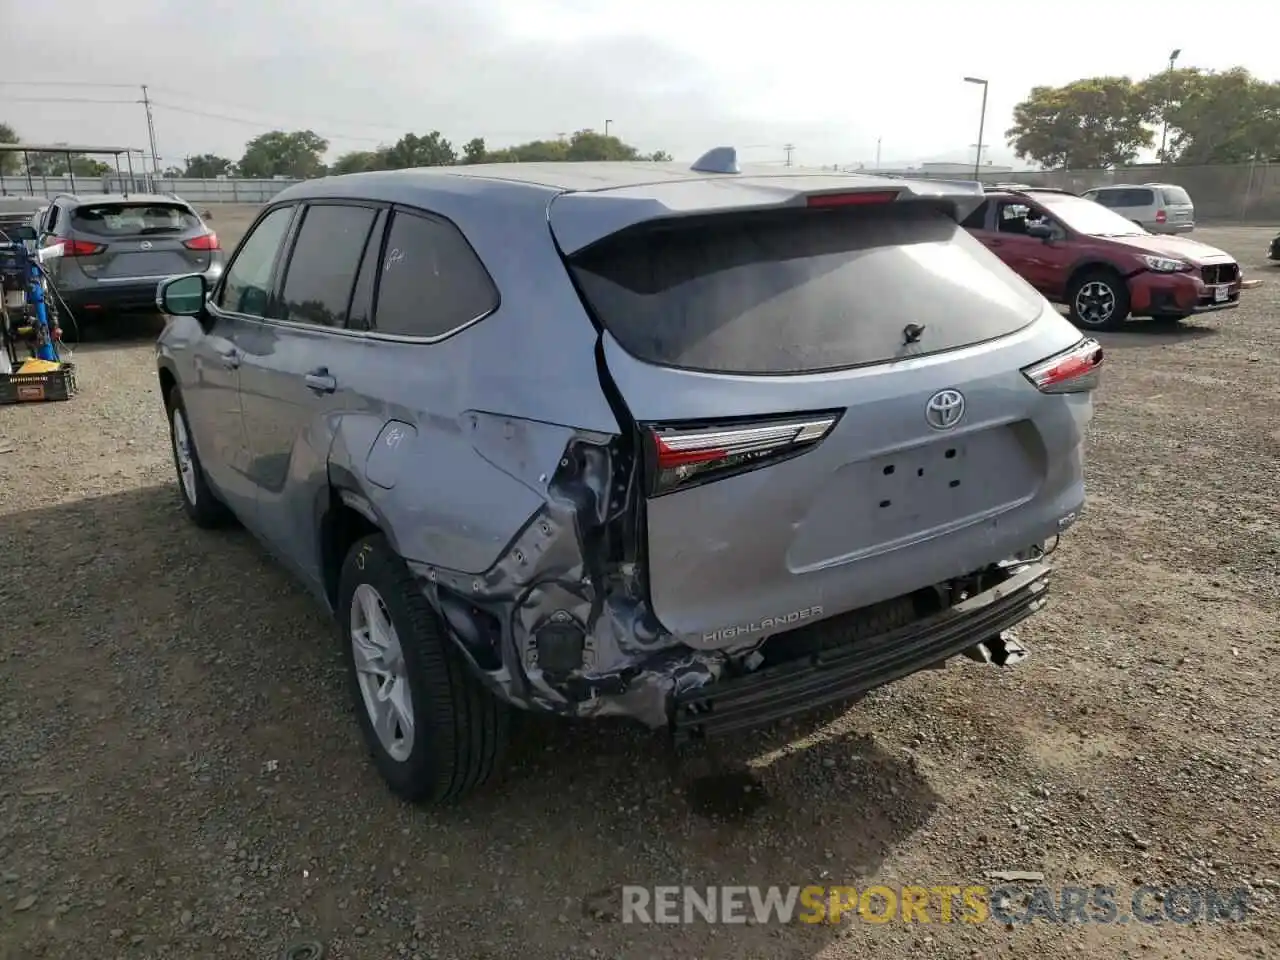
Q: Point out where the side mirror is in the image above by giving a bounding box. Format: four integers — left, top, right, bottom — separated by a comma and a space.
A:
1027, 222, 1055, 241
156, 273, 208, 316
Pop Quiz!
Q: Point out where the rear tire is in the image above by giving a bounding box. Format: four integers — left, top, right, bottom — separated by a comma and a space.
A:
167, 389, 234, 528
338, 533, 510, 804
1068, 269, 1130, 331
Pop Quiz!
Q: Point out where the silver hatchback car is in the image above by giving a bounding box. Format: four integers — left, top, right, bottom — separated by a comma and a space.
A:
155, 153, 1101, 803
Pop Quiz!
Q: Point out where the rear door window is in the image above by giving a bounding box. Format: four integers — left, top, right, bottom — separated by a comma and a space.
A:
1161, 186, 1192, 205
347, 209, 387, 331
569, 203, 1044, 375
274, 203, 378, 328
371, 209, 498, 338
1113, 188, 1154, 207
71, 202, 200, 237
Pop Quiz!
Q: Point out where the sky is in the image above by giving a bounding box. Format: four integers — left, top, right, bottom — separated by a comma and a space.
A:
1, 0, 1274, 172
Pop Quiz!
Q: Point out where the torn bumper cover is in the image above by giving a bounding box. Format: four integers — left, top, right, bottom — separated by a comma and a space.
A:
672, 561, 1049, 740
423, 538, 1051, 735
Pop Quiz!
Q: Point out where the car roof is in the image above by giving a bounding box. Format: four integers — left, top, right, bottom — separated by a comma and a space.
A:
275, 160, 989, 254
1088, 183, 1163, 190
284, 160, 911, 197
57, 193, 192, 207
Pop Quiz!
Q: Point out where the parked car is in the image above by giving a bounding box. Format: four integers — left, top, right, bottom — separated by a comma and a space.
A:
1080, 183, 1195, 233
963, 187, 1242, 329
0, 195, 43, 245
154, 158, 1101, 803
33, 193, 223, 321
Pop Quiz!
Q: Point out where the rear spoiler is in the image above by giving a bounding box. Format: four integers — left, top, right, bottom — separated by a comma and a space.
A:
548, 176, 987, 256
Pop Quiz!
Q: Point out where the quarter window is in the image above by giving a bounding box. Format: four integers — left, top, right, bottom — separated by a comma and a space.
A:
371, 210, 498, 338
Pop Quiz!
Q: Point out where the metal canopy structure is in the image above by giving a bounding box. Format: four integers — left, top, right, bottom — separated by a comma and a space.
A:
0, 143, 148, 196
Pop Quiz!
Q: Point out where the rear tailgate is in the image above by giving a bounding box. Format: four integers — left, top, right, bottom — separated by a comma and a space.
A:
67, 201, 212, 281
552, 179, 1092, 645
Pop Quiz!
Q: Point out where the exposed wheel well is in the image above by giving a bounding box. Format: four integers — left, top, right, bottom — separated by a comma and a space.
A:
1067, 261, 1125, 294
320, 494, 380, 609
158, 367, 177, 410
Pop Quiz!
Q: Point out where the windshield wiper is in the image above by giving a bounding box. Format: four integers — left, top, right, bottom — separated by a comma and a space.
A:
137, 226, 182, 235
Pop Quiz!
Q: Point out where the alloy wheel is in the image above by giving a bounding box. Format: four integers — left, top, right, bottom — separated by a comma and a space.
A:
350, 583, 415, 762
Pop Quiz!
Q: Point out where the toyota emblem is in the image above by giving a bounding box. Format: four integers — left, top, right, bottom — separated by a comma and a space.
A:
925, 389, 965, 430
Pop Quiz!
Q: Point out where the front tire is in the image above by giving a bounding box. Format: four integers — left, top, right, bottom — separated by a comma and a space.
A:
167, 390, 233, 528
338, 534, 510, 804
1068, 269, 1130, 331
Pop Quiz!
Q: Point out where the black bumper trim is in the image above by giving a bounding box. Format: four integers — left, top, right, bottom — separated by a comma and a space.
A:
672, 562, 1051, 740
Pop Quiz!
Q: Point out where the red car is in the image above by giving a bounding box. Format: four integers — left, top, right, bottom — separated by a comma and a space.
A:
962, 188, 1242, 330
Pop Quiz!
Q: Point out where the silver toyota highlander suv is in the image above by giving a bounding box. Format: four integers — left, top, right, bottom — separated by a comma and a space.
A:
154, 152, 1101, 803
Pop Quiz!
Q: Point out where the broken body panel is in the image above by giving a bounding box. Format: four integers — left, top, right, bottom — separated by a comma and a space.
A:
161, 165, 1097, 734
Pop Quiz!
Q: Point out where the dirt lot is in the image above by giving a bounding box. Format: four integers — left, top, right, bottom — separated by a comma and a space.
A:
1, 222, 1278, 960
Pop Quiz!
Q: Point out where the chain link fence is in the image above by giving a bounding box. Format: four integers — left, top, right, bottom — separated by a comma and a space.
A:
4, 163, 1279, 221
908, 162, 1280, 222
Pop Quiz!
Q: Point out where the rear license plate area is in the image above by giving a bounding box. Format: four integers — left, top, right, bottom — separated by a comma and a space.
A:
866, 441, 971, 516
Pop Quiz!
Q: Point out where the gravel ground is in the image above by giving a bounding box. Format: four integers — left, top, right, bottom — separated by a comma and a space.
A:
1, 223, 1278, 960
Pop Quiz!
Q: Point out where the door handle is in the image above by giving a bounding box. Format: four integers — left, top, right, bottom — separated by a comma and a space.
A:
304, 368, 337, 394
218, 348, 240, 370
985, 239, 1004, 248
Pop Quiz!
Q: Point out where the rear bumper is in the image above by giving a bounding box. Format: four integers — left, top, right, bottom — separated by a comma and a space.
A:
1149, 222, 1195, 234
671, 560, 1050, 740
56, 269, 221, 316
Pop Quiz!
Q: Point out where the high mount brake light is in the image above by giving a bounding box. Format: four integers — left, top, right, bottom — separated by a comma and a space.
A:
58, 238, 105, 257
1022, 338, 1104, 394
806, 191, 900, 208
183, 231, 219, 251
644, 412, 841, 496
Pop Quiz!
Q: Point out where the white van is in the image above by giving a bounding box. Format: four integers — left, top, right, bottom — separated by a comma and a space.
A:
1080, 183, 1195, 234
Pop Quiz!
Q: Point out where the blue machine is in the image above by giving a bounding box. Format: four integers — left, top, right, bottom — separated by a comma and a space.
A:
0, 237, 60, 363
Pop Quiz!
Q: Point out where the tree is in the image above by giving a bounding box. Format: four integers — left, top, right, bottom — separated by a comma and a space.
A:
0, 122, 17, 176
461, 137, 487, 164
329, 150, 383, 175
23, 152, 110, 177
184, 154, 234, 178
1006, 77, 1154, 169
380, 131, 456, 168
237, 130, 329, 179
1142, 68, 1280, 163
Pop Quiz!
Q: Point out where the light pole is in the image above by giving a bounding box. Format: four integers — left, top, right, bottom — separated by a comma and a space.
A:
964, 77, 989, 181
1159, 49, 1181, 164
605, 120, 612, 138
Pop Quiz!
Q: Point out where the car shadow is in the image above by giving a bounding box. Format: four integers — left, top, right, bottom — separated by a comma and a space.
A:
1094, 318, 1220, 350
58, 310, 166, 344
1, 485, 941, 958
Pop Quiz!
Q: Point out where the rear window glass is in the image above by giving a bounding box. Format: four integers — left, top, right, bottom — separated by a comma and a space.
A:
1160, 186, 1192, 205
569, 204, 1044, 375
71, 202, 200, 237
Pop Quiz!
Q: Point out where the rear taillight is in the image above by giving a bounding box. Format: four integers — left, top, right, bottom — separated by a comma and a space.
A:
806, 191, 900, 208
643, 412, 841, 496
1155, 209, 1167, 224
183, 231, 219, 251
58, 238, 105, 257
1022, 339, 1104, 394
